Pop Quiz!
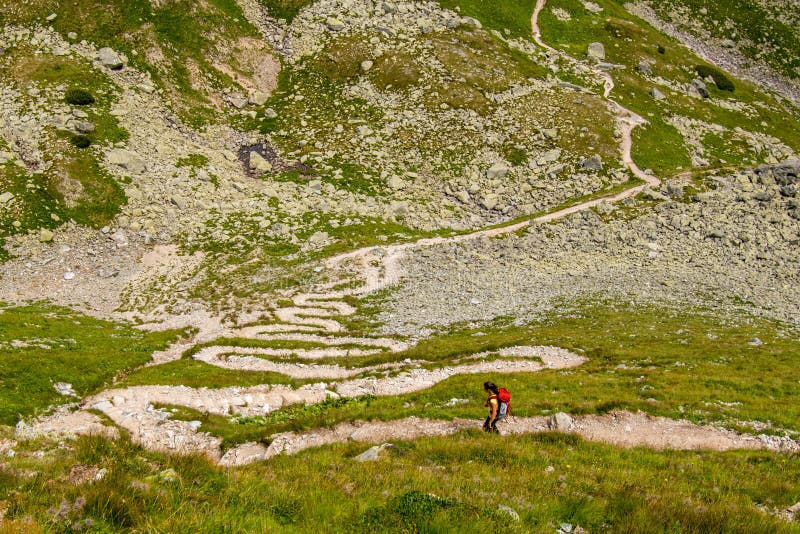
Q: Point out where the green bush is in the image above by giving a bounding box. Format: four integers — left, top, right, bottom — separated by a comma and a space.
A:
695, 65, 735, 92
70, 135, 92, 148
65, 88, 95, 106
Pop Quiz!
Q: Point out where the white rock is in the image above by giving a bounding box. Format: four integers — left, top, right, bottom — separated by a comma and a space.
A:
0, 192, 13, 204
63, 271, 75, 281
249, 151, 272, 173
108, 149, 146, 174
97, 47, 124, 69
587, 42, 605, 61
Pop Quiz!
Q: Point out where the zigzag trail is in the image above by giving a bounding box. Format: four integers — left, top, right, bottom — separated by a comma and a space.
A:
21, 1, 796, 465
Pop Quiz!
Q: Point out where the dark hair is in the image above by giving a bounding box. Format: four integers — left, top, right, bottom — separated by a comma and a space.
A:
484, 381, 499, 395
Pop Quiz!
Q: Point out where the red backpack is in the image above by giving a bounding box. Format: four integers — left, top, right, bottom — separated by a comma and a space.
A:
498, 387, 512, 417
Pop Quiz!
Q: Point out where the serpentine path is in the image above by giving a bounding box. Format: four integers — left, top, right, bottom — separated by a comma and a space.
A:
23, 2, 796, 465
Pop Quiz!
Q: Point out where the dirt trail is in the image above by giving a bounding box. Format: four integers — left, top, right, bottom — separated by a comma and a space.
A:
218, 410, 799, 467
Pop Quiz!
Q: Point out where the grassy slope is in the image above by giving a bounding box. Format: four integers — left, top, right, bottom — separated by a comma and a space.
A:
539, 0, 800, 175
2, 432, 799, 532
0, 304, 179, 425
643, 0, 800, 82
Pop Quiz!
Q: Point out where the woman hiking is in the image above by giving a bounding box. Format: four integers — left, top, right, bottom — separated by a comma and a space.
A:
483, 381, 508, 433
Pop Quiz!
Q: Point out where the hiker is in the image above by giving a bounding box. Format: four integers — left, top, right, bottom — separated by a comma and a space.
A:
483, 381, 510, 433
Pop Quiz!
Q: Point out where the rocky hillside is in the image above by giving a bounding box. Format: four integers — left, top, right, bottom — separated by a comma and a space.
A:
1, 0, 800, 531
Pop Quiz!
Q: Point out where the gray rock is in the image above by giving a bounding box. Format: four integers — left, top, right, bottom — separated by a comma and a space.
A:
249, 151, 272, 173
73, 120, 95, 134
308, 231, 330, 247
720, 39, 736, 49
541, 128, 559, 140
486, 162, 509, 179
326, 17, 346, 31
387, 176, 406, 190
580, 155, 603, 171
249, 91, 269, 106
0, 191, 13, 204
548, 412, 574, 431
354, 443, 395, 462
361, 60, 374, 72
108, 149, 146, 174
40, 229, 55, 243
651, 87, 666, 101
463, 16, 482, 29
97, 47, 124, 70
636, 61, 652, 76
53, 382, 77, 396
642, 188, 669, 201
587, 42, 605, 61
691, 78, 709, 98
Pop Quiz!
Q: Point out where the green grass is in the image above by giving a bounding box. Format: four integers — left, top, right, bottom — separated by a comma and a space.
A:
0, 304, 181, 425
437, 0, 539, 39
118, 359, 307, 389
2, 431, 798, 532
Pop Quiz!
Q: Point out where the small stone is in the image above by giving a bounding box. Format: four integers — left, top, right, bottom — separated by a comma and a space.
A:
40, 229, 55, 242
45, 13, 57, 21
361, 60, 374, 71
326, 17, 346, 31
63, 271, 75, 280
636, 61, 652, 75
0, 191, 13, 204
541, 128, 559, 140
749, 338, 764, 346
67, 32, 78, 40
354, 443, 395, 462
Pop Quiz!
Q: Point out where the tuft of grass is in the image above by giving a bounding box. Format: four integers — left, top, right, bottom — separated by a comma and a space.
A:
69, 135, 91, 149
64, 87, 95, 106
695, 65, 735, 92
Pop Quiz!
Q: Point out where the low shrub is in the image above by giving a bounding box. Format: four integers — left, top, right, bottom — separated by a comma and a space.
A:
70, 134, 92, 148
695, 65, 735, 92
65, 88, 95, 106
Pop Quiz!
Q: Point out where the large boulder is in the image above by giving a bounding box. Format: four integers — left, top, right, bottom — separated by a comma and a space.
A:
548, 412, 574, 431
587, 42, 605, 61
97, 47, 124, 70
108, 149, 146, 174
486, 162, 510, 179
580, 155, 603, 171
249, 151, 272, 173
